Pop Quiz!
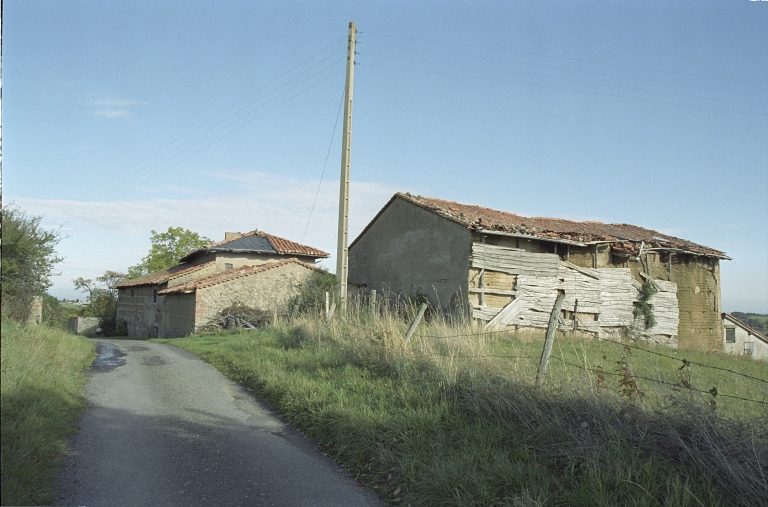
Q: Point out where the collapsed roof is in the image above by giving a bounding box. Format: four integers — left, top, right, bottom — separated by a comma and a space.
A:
351, 193, 728, 259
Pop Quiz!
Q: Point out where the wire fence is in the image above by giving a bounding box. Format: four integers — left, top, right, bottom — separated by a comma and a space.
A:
321, 311, 768, 406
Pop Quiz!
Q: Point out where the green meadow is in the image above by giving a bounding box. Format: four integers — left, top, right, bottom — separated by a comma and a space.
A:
160, 312, 768, 507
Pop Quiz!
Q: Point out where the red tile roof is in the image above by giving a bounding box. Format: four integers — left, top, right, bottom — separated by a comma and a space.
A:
350, 193, 728, 259
180, 230, 328, 262
157, 258, 321, 295
262, 232, 329, 257
116, 261, 215, 288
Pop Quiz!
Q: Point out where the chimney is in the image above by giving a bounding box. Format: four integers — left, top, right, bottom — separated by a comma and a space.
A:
225, 232, 240, 240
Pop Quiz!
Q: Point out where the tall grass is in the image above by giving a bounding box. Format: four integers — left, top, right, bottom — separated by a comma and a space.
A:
161, 302, 768, 506
1, 319, 96, 506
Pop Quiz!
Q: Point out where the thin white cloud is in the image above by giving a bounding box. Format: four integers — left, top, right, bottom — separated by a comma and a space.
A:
92, 99, 147, 107
94, 108, 131, 118
88, 97, 147, 118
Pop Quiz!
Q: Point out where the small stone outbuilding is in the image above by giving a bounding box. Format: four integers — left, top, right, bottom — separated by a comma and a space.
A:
722, 313, 768, 361
157, 258, 320, 337
349, 193, 730, 351
116, 231, 328, 337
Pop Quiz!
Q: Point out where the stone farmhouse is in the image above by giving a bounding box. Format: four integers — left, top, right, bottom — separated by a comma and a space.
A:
722, 313, 768, 361
116, 231, 328, 337
348, 193, 729, 351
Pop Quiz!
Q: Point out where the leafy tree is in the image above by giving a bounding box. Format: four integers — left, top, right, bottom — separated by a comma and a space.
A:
127, 227, 211, 279
41, 295, 77, 329
1, 205, 63, 320
298, 270, 340, 313
73, 271, 126, 335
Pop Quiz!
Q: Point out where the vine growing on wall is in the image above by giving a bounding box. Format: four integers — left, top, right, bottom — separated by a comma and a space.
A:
633, 281, 658, 330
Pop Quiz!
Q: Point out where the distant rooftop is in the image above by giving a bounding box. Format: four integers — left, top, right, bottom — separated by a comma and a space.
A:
179, 230, 329, 263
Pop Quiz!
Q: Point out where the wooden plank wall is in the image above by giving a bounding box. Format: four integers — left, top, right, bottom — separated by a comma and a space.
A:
470, 242, 679, 344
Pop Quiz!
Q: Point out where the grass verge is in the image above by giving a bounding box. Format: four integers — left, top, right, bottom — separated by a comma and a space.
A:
1, 318, 97, 506
158, 315, 768, 506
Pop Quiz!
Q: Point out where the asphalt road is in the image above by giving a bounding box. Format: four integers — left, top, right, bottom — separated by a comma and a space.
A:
56, 339, 381, 507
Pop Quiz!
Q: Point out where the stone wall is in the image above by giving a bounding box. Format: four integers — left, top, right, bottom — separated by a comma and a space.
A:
193, 252, 318, 271
26, 296, 43, 325
117, 284, 164, 338
167, 262, 218, 288
68, 316, 100, 335
193, 261, 316, 330
672, 254, 722, 351
348, 198, 472, 310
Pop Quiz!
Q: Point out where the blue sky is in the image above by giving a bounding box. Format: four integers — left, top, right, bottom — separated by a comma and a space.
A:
3, 1, 767, 311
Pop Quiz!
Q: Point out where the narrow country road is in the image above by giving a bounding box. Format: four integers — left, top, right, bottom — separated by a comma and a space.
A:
56, 339, 381, 507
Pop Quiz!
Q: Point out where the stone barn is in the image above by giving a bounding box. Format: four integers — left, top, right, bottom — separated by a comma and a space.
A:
348, 193, 729, 351
116, 231, 328, 337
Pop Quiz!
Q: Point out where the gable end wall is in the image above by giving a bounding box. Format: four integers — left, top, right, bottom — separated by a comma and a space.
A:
348, 198, 472, 310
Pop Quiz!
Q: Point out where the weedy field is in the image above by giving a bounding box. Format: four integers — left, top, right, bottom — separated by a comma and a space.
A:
0, 319, 96, 506
159, 306, 768, 507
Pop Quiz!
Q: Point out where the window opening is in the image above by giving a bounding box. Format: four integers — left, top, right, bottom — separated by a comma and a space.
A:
725, 327, 736, 343
225, 263, 234, 270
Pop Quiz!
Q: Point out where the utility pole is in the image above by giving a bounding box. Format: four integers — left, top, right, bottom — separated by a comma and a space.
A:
336, 21, 356, 312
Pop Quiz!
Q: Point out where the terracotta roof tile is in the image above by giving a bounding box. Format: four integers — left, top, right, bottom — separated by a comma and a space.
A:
261, 233, 329, 257
350, 193, 728, 259
157, 258, 321, 295
116, 261, 215, 288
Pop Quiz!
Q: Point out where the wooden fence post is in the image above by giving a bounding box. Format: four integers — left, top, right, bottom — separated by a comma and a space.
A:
536, 291, 565, 385
573, 298, 579, 331
404, 303, 428, 343
290, 295, 303, 322
325, 291, 329, 317
326, 302, 336, 324
370, 289, 377, 319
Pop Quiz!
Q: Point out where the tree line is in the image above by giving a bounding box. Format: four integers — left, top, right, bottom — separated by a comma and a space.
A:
731, 312, 768, 335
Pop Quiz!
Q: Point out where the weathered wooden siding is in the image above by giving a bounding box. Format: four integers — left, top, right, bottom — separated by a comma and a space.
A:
471, 243, 680, 344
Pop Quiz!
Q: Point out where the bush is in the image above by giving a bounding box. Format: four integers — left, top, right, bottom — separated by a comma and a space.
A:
1, 206, 62, 321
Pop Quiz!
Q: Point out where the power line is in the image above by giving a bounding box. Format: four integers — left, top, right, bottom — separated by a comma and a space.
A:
65, 67, 346, 223
358, 62, 768, 117
301, 86, 346, 244
63, 59, 345, 222
366, 33, 768, 86
358, 51, 768, 108
359, 41, 768, 98
69, 38, 347, 208
66, 56, 345, 220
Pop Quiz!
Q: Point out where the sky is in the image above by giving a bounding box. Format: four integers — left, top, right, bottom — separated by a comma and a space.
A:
3, 1, 767, 312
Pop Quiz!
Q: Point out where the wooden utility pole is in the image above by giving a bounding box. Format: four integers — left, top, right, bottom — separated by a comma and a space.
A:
336, 21, 356, 312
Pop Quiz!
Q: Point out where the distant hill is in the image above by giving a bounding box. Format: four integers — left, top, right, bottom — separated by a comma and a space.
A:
731, 312, 768, 335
